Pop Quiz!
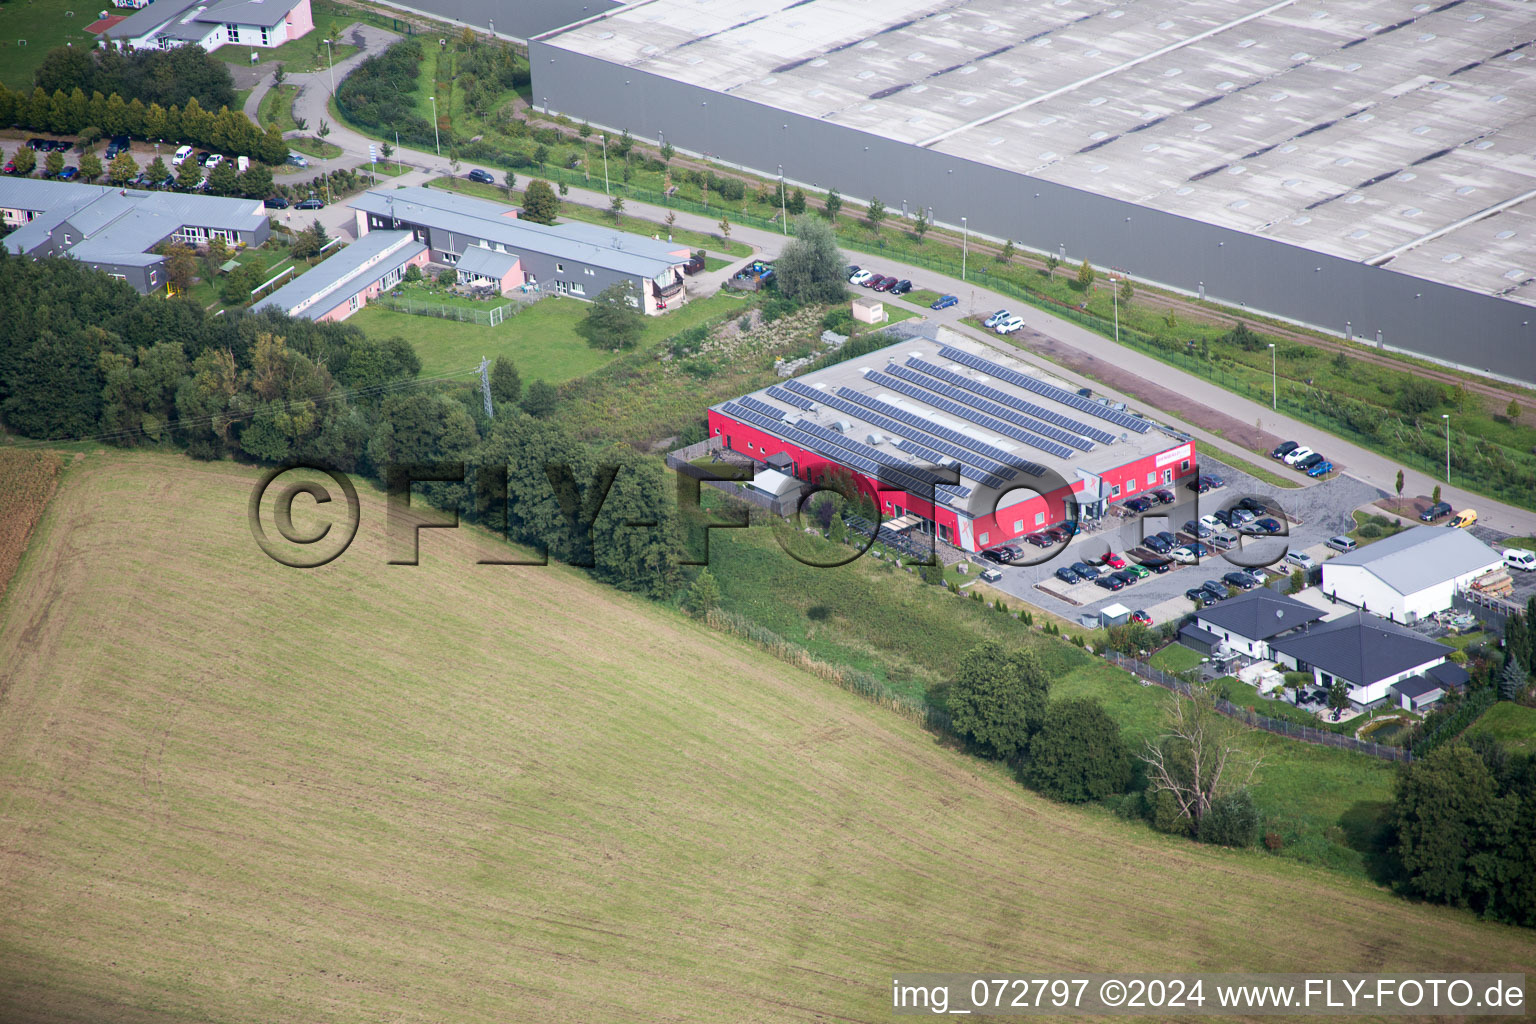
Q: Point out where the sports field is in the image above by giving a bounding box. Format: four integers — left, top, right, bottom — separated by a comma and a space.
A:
1, 451, 1533, 1022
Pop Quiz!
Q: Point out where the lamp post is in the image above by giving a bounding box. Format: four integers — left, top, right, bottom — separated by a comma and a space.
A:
1269, 342, 1276, 410
323, 39, 336, 97
778, 163, 787, 235
1442, 413, 1450, 482
428, 95, 440, 156
961, 216, 968, 281
601, 134, 609, 195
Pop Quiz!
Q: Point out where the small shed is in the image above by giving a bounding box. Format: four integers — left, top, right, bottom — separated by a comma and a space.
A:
747, 468, 802, 498
1100, 602, 1131, 628
852, 296, 887, 323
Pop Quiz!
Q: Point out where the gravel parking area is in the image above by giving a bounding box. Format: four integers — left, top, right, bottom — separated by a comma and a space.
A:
980, 455, 1383, 624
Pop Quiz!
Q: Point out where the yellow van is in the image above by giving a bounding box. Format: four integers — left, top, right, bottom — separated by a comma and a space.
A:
1448, 509, 1478, 528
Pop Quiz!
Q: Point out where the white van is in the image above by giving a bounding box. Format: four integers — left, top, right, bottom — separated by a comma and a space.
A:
1505, 549, 1536, 572
172, 144, 194, 166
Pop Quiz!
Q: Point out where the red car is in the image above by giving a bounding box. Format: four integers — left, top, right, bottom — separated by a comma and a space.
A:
861, 274, 885, 289
1130, 609, 1153, 626
2, 159, 14, 174
871, 276, 896, 292
1102, 552, 1127, 569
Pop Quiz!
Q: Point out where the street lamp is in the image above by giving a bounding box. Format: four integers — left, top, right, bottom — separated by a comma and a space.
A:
778, 163, 787, 236
427, 95, 442, 156
1442, 413, 1451, 482
601, 134, 609, 195
961, 216, 968, 281
1269, 342, 1276, 410
323, 39, 336, 97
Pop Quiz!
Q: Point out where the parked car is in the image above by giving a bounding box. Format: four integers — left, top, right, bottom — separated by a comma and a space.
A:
1326, 535, 1358, 553
1185, 587, 1211, 603
1271, 440, 1300, 459
1101, 552, 1127, 569
1504, 549, 1536, 572
286, 152, 309, 168
1282, 446, 1314, 466
104, 135, 131, 159
1151, 489, 1176, 505
890, 279, 913, 295
1448, 509, 1478, 529
154, 174, 174, 189
1124, 564, 1150, 580
1, 159, 14, 175
1143, 535, 1172, 555
930, 294, 958, 310
466, 168, 495, 184
1188, 541, 1212, 558
1182, 520, 1213, 539
1243, 567, 1269, 587
978, 567, 1003, 583
195, 151, 212, 167
1111, 569, 1139, 587
264, 195, 290, 209
1154, 531, 1178, 548
1130, 609, 1153, 626
1188, 474, 1221, 492
983, 309, 1012, 328
1286, 551, 1317, 571
1095, 574, 1127, 591
1419, 501, 1452, 522
1044, 525, 1071, 543
1124, 497, 1154, 514
1201, 579, 1229, 596
994, 316, 1025, 335
1229, 507, 1257, 525
860, 274, 884, 289
295, 197, 325, 210
1306, 459, 1333, 477
1210, 531, 1240, 551
57, 165, 78, 180
981, 547, 1013, 565
871, 276, 897, 292
1294, 452, 1325, 472
26, 138, 49, 150
1057, 521, 1081, 537
1139, 557, 1173, 574
848, 269, 874, 286
1069, 561, 1100, 580
844, 265, 860, 278
1198, 587, 1226, 604
1236, 497, 1268, 513
1054, 566, 1081, 585
1223, 571, 1256, 590
1242, 517, 1283, 535
1198, 513, 1224, 532
1023, 532, 1053, 548
1169, 546, 1198, 564
172, 145, 194, 166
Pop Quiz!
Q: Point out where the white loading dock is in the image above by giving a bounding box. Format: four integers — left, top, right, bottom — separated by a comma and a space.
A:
1320, 526, 1503, 624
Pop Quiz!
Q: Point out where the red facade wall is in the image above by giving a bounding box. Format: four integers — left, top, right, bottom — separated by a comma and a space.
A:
708, 410, 1197, 551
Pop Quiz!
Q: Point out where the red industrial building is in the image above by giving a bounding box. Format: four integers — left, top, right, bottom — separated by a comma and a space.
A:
707, 329, 1198, 552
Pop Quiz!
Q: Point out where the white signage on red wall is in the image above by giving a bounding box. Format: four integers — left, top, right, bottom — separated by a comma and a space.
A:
1155, 443, 1192, 469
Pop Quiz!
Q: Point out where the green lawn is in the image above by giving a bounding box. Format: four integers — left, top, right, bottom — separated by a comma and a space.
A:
257, 84, 302, 132
0, 0, 97, 90
185, 243, 300, 314
353, 288, 753, 382
1465, 701, 1536, 755
222, 5, 359, 73
702, 255, 732, 272
904, 288, 945, 307
1150, 643, 1203, 674
289, 136, 344, 159
428, 176, 753, 257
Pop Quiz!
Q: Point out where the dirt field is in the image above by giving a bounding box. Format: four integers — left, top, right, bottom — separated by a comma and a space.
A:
0, 448, 63, 606
1, 451, 1533, 1023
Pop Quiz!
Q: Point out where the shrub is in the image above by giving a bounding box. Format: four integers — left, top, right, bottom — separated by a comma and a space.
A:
1198, 789, 1261, 847
1358, 523, 1384, 539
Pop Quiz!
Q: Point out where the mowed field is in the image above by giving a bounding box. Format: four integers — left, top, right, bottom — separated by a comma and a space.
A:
1, 451, 1533, 1023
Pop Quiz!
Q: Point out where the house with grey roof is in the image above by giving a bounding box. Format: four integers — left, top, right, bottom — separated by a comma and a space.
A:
251, 230, 427, 322
349, 185, 691, 314
1391, 663, 1472, 712
1320, 525, 1503, 623
101, 0, 314, 52
1182, 589, 1325, 661
1270, 610, 1457, 708
2, 178, 269, 293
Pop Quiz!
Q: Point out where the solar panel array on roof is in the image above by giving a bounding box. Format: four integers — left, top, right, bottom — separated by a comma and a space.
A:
905, 356, 1117, 445
937, 346, 1151, 433
723, 402, 936, 497
738, 394, 793, 420
863, 369, 1077, 460
766, 385, 817, 410
836, 388, 1041, 477
818, 389, 1018, 486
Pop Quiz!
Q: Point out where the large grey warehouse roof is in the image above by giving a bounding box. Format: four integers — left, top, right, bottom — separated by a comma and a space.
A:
1323, 524, 1501, 593
540, 0, 1536, 305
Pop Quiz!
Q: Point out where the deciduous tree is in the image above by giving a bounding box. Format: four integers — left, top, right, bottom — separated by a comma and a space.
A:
1140, 682, 1261, 827
1022, 698, 1132, 801
578, 281, 645, 351
774, 215, 845, 305
948, 641, 1051, 761
521, 178, 559, 224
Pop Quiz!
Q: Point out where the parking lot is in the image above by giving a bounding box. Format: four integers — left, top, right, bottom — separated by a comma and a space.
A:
979, 455, 1382, 624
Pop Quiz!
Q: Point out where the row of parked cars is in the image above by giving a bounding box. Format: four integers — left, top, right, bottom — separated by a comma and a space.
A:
983, 308, 1025, 335
845, 265, 915, 295
1271, 439, 1333, 478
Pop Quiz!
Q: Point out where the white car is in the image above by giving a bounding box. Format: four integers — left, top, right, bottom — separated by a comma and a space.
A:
205, 153, 223, 170
1286, 551, 1318, 571
1169, 546, 1198, 564
849, 269, 874, 286
172, 144, 194, 166
1198, 513, 1224, 532
994, 316, 1025, 335
1283, 446, 1314, 466
979, 567, 1003, 582
1505, 549, 1536, 572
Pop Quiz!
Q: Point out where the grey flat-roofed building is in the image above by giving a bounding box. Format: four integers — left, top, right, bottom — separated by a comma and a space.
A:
1321, 525, 1503, 622
2, 179, 270, 293
533, 0, 1536, 383
252, 230, 428, 321
349, 186, 691, 313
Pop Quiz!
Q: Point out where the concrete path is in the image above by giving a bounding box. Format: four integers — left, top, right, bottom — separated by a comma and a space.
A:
239, 32, 1536, 537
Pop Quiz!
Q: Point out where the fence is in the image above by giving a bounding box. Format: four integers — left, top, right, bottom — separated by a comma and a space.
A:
378, 298, 513, 325
1102, 651, 1413, 763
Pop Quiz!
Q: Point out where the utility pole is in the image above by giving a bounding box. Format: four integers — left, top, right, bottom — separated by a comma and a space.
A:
601, 134, 609, 195
778, 164, 786, 235
1442, 413, 1450, 482
479, 357, 494, 419
1269, 342, 1276, 409
961, 216, 968, 281
323, 39, 336, 97
429, 95, 440, 156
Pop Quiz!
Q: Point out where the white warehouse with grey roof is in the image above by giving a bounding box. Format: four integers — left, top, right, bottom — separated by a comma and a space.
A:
532, 0, 1536, 382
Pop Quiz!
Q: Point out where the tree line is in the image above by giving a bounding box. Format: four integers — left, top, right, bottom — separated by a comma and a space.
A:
0, 82, 287, 165
0, 253, 681, 598
33, 44, 237, 113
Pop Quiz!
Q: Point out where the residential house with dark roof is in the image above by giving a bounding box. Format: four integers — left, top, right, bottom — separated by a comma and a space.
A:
1270, 610, 1457, 708
1391, 663, 1472, 712
1321, 525, 1503, 623
1181, 588, 1325, 661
